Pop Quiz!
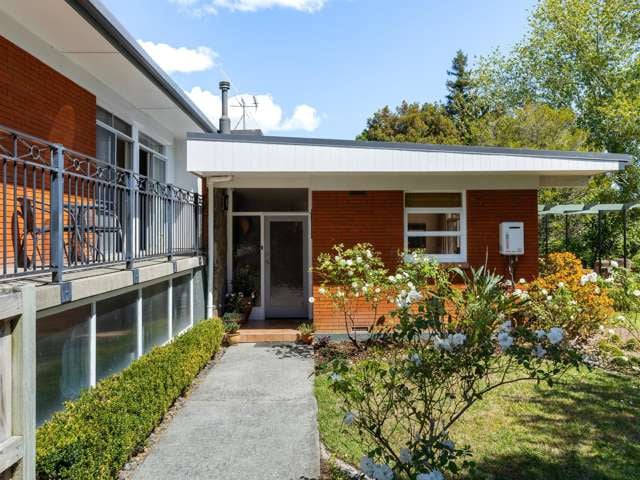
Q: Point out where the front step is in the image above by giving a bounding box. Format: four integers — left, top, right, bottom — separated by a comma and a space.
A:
237, 319, 303, 343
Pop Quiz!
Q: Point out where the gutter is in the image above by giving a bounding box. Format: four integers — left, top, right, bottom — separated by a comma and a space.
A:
65, 0, 217, 134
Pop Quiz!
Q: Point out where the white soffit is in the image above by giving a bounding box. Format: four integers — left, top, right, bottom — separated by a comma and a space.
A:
187, 136, 629, 176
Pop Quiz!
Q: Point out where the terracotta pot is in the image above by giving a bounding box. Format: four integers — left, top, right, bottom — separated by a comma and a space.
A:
299, 333, 314, 345
240, 298, 253, 323
226, 332, 241, 345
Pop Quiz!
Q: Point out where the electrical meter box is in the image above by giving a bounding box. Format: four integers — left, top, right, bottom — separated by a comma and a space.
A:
499, 222, 524, 255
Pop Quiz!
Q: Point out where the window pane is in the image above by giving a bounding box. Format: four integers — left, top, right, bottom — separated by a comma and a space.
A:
153, 156, 166, 183
113, 115, 132, 137
233, 189, 308, 212
96, 126, 115, 164
36, 305, 91, 425
172, 275, 191, 335
408, 236, 460, 255
142, 281, 169, 353
405, 192, 462, 208
140, 133, 165, 155
193, 267, 207, 323
232, 216, 261, 305
408, 213, 460, 232
96, 291, 137, 382
96, 106, 113, 126
116, 137, 132, 169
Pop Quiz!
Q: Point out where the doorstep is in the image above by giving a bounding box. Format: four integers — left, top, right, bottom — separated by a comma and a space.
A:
237, 319, 305, 343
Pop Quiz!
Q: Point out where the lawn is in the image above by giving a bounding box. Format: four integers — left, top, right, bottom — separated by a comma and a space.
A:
316, 367, 640, 480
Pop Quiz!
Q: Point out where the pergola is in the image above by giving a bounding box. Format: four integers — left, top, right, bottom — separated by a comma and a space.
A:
538, 202, 640, 267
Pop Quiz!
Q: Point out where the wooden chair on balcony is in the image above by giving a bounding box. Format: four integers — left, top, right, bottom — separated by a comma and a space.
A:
13, 197, 48, 269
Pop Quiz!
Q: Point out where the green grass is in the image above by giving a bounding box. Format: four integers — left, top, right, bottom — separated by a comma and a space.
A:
316, 368, 640, 480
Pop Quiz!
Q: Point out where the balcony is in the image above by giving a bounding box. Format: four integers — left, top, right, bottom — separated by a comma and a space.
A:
0, 123, 202, 283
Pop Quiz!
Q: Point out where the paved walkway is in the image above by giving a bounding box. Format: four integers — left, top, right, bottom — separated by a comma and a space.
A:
132, 343, 320, 480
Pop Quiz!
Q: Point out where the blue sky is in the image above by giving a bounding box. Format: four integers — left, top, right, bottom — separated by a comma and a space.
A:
102, 0, 535, 139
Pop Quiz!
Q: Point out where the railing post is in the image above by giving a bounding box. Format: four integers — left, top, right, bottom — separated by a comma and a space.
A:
194, 193, 200, 254
167, 187, 174, 261
50, 147, 65, 283
125, 171, 134, 269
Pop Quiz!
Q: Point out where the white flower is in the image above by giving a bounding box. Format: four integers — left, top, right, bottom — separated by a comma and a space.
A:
308, 297, 315, 304
356, 256, 363, 263
452, 333, 467, 347
399, 447, 412, 464
558, 282, 565, 288
375, 287, 381, 294
533, 344, 547, 358
417, 471, 445, 480
396, 273, 403, 280
519, 278, 526, 284
347, 270, 354, 276
343, 411, 356, 425
535, 329, 546, 339
366, 249, 373, 258
504, 280, 513, 287
404, 253, 416, 264
407, 281, 415, 289
580, 275, 589, 286
594, 287, 600, 294
610, 260, 619, 269
500, 320, 512, 332
372, 464, 394, 480
513, 288, 523, 297
442, 439, 455, 450
634, 290, 640, 297
388, 275, 397, 283
608, 328, 616, 336
541, 288, 548, 296
318, 287, 326, 295
336, 290, 345, 297
437, 336, 453, 352
547, 327, 564, 345
546, 295, 553, 302
346, 259, 353, 266
617, 315, 626, 322
605, 277, 614, 284
497, 331, 514, 350
334, 255, 341, 262
360, 457, 375, 477
329, 372, 342, 382
407, 289, 422, 303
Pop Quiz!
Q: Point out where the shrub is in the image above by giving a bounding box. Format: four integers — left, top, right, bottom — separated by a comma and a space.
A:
527, 252, 613, 340
325, 255, 582, 479
36, 318, 224, 480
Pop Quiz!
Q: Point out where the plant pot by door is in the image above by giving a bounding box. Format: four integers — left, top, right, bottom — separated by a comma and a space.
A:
226, 333, 241, 345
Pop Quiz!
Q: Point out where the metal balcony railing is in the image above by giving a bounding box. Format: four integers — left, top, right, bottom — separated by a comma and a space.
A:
0, 123, 202, 282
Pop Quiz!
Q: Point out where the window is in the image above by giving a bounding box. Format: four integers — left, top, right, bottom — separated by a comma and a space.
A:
139, 133, 167, 183
172, 274, 191, 335
36, 305, 91, 425
232, 189, 308, 212
142, 281, 170, 353
96, 107, 132, 169
405, 192, 466, 263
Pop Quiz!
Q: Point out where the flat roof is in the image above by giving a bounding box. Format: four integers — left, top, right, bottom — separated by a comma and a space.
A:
187, 132, 632, 163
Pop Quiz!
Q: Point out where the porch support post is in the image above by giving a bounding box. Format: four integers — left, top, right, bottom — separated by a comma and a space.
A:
206, 179, 215, 319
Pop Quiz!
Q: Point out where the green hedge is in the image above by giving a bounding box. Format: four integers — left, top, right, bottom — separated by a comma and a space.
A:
36, 318, 224, 479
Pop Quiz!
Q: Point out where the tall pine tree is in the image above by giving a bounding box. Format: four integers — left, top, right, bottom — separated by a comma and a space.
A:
445, 50, 482, 144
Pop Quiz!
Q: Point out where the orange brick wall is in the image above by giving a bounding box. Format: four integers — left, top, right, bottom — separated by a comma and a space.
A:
466, 190, 539, 281
311, 189, 539, 332
0, 35, 96, 154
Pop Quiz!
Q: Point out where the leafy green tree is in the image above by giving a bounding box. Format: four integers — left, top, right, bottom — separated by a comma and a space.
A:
357, 102, 461, 144
445, 50, 484, 143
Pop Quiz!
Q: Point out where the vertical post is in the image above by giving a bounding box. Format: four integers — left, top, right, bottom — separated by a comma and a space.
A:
168, 278, 173, 340
194, 193, 200, 254
189, 271, 194, 327
125, 172, 134, 269
50, 147, 65, 283
89, 302, 96, 387
136, 289, 143, 358
544, 215, 549, 257
206, 183, 215, 319
10, 285, 36, 480
167, 189, 174, 261
623, 207, 628, 268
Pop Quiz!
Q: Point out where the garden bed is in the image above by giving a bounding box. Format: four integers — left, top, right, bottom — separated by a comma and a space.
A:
315, 356, 640, 480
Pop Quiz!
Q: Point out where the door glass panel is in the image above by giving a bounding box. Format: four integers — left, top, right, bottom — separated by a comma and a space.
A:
232, 216, 261, 305
269, 221, 304, 309
233, 189, 308, 212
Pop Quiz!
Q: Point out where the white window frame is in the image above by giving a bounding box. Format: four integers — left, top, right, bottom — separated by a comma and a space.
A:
404, 191, 467, 263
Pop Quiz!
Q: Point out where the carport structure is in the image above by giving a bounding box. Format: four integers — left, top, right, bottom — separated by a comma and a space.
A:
539, 202, 640, 267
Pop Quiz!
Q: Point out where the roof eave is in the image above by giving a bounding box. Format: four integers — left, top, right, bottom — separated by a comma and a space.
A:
65, 0, 217, 134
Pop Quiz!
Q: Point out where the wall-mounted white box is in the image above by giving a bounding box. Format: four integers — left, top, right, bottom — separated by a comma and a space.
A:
499, 222, 524, 255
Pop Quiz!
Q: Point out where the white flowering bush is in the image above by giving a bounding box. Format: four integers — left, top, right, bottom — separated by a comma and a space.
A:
315, 243, 390, 347
325, 259, 583, 479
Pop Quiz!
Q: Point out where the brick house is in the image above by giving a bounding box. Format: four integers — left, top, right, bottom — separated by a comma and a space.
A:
187, 128, 629, 332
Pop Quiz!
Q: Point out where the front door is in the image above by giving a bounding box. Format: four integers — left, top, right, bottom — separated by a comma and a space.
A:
264, 216, 308, 318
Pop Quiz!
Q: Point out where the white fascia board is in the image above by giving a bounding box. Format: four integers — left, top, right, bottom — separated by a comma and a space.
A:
187, 140, 621, 176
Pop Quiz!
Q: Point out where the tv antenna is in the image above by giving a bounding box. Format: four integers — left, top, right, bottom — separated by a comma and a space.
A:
232, 96, 258, 130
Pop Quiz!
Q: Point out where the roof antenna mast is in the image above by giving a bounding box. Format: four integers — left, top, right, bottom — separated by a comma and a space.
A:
233, 96, 258, 130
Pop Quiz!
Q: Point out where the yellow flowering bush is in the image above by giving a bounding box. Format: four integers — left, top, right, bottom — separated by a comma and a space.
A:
527, 252, 613, 340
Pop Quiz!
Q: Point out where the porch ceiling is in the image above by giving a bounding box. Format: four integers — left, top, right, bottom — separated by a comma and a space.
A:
187, 133, 630, 178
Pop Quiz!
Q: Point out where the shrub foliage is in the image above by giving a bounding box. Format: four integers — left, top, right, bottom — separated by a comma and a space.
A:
36, 318, 224, 480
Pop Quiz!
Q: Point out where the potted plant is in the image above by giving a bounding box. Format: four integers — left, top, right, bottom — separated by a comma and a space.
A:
224, 318, 241, 345
297, 322, 315, 345
225, 292, 254, 323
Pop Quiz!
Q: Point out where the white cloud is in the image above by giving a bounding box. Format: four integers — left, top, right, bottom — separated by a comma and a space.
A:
169, 0, 326, 15
138, 40, 217, 74
187, 86, 321, 132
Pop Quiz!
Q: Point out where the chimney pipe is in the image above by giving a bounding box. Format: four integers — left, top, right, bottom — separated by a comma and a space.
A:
219, 80, 231, 134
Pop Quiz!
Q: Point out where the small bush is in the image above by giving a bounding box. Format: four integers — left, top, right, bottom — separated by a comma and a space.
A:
36, 318, 224, 480
624, 338, 640, 352
598, 340, 624, 357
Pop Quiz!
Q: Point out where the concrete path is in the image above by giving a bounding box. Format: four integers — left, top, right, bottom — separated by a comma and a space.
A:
132, 343, 320, 480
